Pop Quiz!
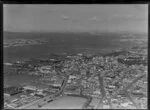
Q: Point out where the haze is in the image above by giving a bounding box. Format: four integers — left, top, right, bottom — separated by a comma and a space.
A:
3, 4, 148, 33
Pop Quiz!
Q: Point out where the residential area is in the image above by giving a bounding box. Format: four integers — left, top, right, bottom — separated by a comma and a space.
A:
4, 44, 147, 109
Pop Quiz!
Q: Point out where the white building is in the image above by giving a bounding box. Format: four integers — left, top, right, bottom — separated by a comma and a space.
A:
67, 79, 71, 83
23, 85, 37, 91
52, 78, 64, 87
4, 93, 10, 97
69, 75, 76, 80
4, 63, 12, 66
77, 53, 83, 56
93, 89, 101, 95
39, 65, 52, 74
53, 83, 62, 87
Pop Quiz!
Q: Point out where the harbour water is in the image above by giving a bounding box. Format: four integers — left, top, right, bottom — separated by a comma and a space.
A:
41, 96, 87, 109
4, 74, 40, 87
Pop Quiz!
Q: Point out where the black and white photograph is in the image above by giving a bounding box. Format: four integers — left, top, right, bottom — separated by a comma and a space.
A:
3, 4, 148, 109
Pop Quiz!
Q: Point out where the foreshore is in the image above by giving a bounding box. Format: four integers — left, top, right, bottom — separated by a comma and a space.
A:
65, 94, 92, 109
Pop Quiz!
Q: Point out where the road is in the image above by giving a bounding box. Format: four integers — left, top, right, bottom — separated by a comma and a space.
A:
17, 72, 69, 109
82, 96, 92, 109
17, 72, 94, 109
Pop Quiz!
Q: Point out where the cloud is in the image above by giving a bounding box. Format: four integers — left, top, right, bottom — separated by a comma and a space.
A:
133, 5, 148, 12
61, 15, 80, 23
113, 14, 147, 21
61, 15, 69, 20
113, 14, 132, 18
90, 16, 100, 21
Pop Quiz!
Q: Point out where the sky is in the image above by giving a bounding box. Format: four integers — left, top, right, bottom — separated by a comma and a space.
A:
3, 4, 148, 33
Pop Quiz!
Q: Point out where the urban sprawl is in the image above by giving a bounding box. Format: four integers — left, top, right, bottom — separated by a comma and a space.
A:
4, 45, 147, 109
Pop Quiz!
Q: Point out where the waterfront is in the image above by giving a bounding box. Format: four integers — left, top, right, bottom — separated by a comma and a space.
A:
4, 32, 139, 62
41, 96, 87, 109
4, 74, 41, 87
25, 96, 87, 109
3, 4, 148, 109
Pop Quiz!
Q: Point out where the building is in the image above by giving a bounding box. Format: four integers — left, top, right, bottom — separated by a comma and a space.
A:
52, 78, 64, 87
46, 87, 60, 93
4, 86, 23, 96
77, 53, 83, 56
53, 82, 62, 87
93, 89, 101, 95
82, 88, 93, 95
10, 98, 19, 103
4, 93, 10, 97
81, 69, 87, 75
23, 85, 37, 91
34, 94, 44, 98
51, 86, 61, 92
4, 63, 12, 66
69, 75, 76, 80
67, 79, 71, 83
39, 65, 52, 74
64, 88, 81, 95
51, 75, 59, 81
81, 80, 87, 88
